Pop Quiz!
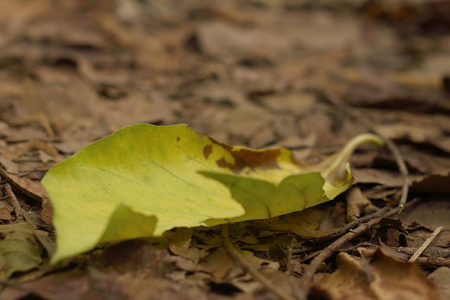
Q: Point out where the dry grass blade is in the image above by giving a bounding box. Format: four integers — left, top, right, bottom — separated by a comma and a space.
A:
409, 226, 444, 263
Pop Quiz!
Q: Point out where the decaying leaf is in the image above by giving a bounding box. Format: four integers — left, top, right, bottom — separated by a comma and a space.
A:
428, 267, 450, 300
42, 124, 383, 263
315, 248, 442, 300
0, 222, 43, 279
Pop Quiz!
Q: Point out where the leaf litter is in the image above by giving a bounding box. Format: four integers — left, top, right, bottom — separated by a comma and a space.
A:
0, 0, 449, 299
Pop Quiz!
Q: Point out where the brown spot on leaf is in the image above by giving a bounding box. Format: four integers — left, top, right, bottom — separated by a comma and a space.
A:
203, 145, 212, 159
216, 147, 282, 175
177, 137, 180, 142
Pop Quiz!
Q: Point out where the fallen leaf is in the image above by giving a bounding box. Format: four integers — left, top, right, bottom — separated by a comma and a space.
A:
0, 222, 43, 279
428, 267, 450, 300
0, 202, 13, 221
399, 199, 450, 248
197, 247, 237, 279
411, 172, 450, 194
0, 269, 124, 300
0, 165, 48, 201
38, 150, 54, 164
33, 229, 56, 258
194, 22, 289, 62
257, 92, 316, 115
0, 158, 19, 175
4, 127, 49, 143
345, 186, 377, 222
241, 250, 279, 271
375, 123, 442, 144
40, 196, 53, 225
168, 228, 206, 262
352, 168, 405, 187
315, 248, 442, 300
235, 201, 345, 239
42, 124, 383, 263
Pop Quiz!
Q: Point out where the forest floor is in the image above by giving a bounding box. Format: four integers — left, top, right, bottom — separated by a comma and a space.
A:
0, 0, 449, 299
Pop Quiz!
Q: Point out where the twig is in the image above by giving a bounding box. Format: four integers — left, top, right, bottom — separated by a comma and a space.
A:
221, 225, 296, 300
286, 239, 297, 276
285, 239, 305, 299
414, 257, 450, 268
299, 206, 390, 248
322, 92, 410, 211
0, 195, 12, 201
379, 138, 409, 211
0, 279, 33, 291
297, 198, 418, 300
297, 249, 321, 264
3, 183, 23, 220
297, 217, 382, 300
409, 226, 444, 263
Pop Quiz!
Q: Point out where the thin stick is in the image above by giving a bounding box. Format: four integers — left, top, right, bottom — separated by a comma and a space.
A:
285, 239, 305, 298
409, 226, 444, 263
297, 217, 382, 300
300, 206, 390, 247
0, 279, 33, 291
380, 138, 409, 211
3, 183, 23, 220
221, 225, 296, 300
286, 239, 297, 276
297, 198, 418, 300
414, 257, 450, 268
0, 195, 12, 201
323, 92, 410, 211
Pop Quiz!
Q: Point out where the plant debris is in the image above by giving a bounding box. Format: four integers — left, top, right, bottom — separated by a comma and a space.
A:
0, 0, 449, 299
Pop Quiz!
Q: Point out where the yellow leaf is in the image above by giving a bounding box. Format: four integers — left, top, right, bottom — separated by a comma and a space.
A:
42, 124, 383, 263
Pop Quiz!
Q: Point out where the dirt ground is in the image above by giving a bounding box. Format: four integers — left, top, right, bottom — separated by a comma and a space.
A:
0, 0, 449, 299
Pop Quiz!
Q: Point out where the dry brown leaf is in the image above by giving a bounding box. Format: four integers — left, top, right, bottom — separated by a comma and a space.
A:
0, 202, 13, 221
197, 247, 240, 279
168, 228, 207, 262
400, 199, 450, 248
352, 168, 405, 187
0, 167, 47, 201
257, 93, 316, 115
375, 123, 443, 143
411, 172, 450, 194
428, 267, 450, 300
315, 248, 442, 300
346, 186, 377, 222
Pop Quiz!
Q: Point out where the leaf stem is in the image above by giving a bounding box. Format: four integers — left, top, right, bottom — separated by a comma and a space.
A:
322, 92, 410, 211
321, 133, 384, 184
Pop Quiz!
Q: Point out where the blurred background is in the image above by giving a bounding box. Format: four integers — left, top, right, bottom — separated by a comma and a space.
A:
0, 0, 449, 185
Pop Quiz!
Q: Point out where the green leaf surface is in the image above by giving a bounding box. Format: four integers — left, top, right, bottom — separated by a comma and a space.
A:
42, 124, 383, 263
